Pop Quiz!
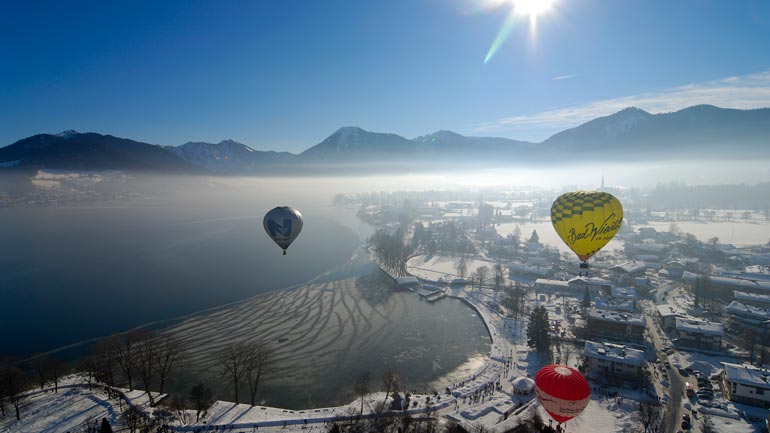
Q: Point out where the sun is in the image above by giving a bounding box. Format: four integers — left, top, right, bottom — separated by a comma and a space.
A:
511, 0, 555, 18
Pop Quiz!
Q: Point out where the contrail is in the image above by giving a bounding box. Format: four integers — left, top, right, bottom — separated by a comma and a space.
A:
553, 74, 577, 80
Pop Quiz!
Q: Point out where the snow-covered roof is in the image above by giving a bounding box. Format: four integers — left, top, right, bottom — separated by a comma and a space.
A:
508, 262, 553, 277
725, 301, 770, 320
609, 262, 647, 275
721, 362, 770, 390
534, 279, 569, 288
584, 341, 645, 366
568, 276, 612, 287
656, 304, 685, 318
682, 272, 770, 293
588, 309, 645, 326
511, 376, 535, 391
595, 297, 635, 312
722, 271, 770, 282
733, 290, 770, 306
611, 286, 638, 299
675, 317, 724, 336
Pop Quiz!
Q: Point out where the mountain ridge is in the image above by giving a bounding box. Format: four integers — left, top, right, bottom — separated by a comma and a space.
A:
2, 104, 769, 173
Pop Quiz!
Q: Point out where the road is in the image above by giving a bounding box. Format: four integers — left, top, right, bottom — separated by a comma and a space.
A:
646, 306, 686, 433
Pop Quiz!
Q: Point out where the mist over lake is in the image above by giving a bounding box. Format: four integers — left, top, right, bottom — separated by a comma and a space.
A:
0, 176, 369, 357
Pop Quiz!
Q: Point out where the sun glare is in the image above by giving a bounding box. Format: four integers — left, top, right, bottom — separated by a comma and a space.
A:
512, 0, 555, 17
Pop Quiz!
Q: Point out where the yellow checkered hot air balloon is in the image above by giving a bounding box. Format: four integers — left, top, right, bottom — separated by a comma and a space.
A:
551, 191, 623, 267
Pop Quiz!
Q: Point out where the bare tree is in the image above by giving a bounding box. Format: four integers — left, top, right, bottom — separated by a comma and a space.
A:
189, 382, 213, 422
354, 370, 372, 416
44, 357, 65, 393
120, 405, 145, 433
31, 353, 51, 390
493, 263, 505, 293
219, 343, 249, 404
244, 343, 275, 406
110, 332, 142, 390
635, 400, 661, 433
456, 256, 468, 279
1, 361, 27, 420
152, 336, 183, 395
473, 266, 489, 292
135, 332, 158, 406
77, 354, 100, 391
379, 367, 399, 407
742, 210, 752, 221
92, 339, 117, 397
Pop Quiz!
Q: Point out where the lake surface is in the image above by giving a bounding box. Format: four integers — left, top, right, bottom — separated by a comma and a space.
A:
161, 262, 491, 409
0, 195, 361, 357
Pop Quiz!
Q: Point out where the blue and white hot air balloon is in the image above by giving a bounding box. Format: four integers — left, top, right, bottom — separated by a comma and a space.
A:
263, 206, 303, 255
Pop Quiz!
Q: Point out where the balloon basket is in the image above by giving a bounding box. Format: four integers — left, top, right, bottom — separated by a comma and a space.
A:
282, 250, 287, 256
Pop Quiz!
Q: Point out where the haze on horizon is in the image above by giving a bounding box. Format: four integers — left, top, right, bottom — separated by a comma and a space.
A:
3, 0, 770, 152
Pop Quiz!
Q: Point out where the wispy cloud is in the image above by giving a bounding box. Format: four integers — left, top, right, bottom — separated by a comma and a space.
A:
552, 74, 577, 80
471, 70, 770, 138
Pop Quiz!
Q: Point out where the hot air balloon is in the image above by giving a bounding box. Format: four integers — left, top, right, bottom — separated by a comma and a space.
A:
263, 206, 303, 255
535, 364, 590, 424
551, 191, 623, 268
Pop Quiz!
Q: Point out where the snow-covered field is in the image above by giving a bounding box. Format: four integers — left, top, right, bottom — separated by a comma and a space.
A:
638, 220, 770, 246
406, 255, 501, 282
494, 221, 626, 255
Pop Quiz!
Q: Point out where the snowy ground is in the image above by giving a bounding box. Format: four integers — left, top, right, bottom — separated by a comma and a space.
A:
636, 219, 770, 246
0, 376, 163, 433
406, 255, 501, 282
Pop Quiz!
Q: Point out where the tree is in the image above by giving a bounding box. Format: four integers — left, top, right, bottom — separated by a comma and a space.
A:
701, 413, 716, 433
634, 400, 661, 433
152, 336, 183, 395
379, 367, 399, 407
354, 370, 372, 416
31, 353, 50, 390
1, 362, 27, 420
92, 339, 117, 397
668, 222, 681, 237
581, 286, 591, 315
110, 332, 141, 390
99, 417, 113, 433
219, 343, 249, 404
527, 306, 551, 354
456, 256, 468, 279
189, 382, 213, 422
473, 266, 489, 292
120, 405, 145, 433
245, 343, 275, 406
77, 354, 101, 391
135, 332, 158, 405
43, 357, 65, 393
493, 263, 505, 293
707, 236, 719, 248
742, 210, 752, 221
528, 230, 539, 244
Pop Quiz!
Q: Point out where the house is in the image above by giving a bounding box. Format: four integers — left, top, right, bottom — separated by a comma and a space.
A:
586, 309, 645, 341
675, 317, 724, 351
594, 297, 635, 312
721, 362, 770, 408
583, 341, 645, 381
655, 304, 686, 331
568, 277, 612, 294
508, 262, 554, 279
683, 272, 770, 296
533, 279, 570, 293
609, 262, 647, 284
734, 291, 770, 308
725, 301, 770, 334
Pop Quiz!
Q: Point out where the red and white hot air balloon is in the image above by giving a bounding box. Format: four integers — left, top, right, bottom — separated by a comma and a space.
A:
534, 364, 591, 424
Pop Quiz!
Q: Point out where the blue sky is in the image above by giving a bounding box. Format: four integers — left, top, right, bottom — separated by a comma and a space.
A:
2, 0, 770, 152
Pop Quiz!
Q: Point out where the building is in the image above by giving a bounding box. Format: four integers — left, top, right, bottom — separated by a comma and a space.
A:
609, 262, 647, 284
721, 362, 770, 408
583, 341, 645, 381
586, 309, 645, 341
725, 301, 770, 334
683, 272, 770, 296
655, 304, 686, 331
533, 279, 569, 293
594, 297, 635, 312
675, 317, 724, 351
568, 277, 612, 294
734, 291, 770, 308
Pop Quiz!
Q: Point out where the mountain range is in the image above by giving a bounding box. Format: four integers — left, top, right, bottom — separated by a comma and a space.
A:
1, 105, 769, 174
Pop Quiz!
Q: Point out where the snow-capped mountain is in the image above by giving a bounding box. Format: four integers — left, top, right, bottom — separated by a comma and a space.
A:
540, 105, 770, 159
298, 127, 417, 161
170, 140, 294, 173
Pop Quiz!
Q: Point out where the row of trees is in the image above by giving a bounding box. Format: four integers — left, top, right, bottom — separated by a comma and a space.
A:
369, 228, 413, 277
217, 342, 274, 406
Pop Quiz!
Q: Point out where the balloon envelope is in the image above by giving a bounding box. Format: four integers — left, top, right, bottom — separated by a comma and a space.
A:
263, 206, 303, 254
550, 191, 623, 262
535, 364, 590, 424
